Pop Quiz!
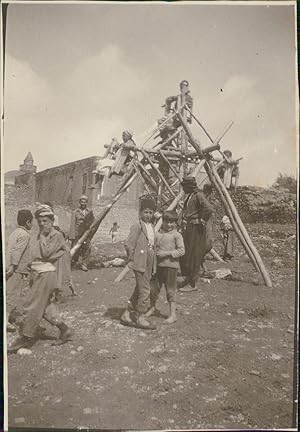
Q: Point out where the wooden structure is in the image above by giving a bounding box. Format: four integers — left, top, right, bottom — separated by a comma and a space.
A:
70, 83, 272, 287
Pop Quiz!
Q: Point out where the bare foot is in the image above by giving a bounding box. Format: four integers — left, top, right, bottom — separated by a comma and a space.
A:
164, 315, 177, 324
145, 307, 156, 317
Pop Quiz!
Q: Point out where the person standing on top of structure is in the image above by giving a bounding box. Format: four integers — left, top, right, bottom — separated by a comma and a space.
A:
69, 195, 95, 272
164, 80, 193, 124
8, 204, 74, 353
179, 177, 213, 292
109, 130, 137, 177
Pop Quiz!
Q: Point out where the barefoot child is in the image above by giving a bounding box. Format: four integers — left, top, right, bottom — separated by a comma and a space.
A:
120, 198, 157, 330
146, 210, 185, 324
220, 215, 235, 261
109, 222, 119, 243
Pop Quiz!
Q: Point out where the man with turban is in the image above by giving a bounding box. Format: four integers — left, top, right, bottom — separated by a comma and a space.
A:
179, 177, 213, 292
69, 195, 95, 271
8, 204, 73, 353
109, 130, 137, 177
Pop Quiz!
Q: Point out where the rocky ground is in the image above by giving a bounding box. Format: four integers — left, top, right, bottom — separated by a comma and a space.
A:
6, 223, 297, 430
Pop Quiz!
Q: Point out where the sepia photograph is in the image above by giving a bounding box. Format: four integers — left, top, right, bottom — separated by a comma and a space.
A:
1, 1, 298, 430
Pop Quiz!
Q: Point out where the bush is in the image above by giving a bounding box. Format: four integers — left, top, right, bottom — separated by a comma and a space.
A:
273, 173, 297, 194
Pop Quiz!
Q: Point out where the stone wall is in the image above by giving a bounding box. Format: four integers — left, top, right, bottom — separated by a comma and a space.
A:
35, 156, 101, 209
209, 186, 296, 224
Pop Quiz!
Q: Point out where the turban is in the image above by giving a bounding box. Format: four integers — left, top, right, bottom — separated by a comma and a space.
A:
123, 130, 133, 139
140, 198, 156, 211
181, 176, 197, 187
180, 80, 189, 87
79, 195, 88, 201
35, 203, 54, 219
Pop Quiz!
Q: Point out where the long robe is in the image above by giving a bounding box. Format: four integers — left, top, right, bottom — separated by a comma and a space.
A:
20, 229, 66, 338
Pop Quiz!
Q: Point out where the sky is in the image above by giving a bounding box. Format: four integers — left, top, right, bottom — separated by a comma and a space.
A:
2, 2, 297, 186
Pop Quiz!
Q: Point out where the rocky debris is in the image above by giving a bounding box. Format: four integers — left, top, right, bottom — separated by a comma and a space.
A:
271, 353, 282, 361
89, 242, 127, 267
205, 268, 232, 280
210, 186, 296, 224
17, 348, 32, 356
102, 258, 126, 268
14, 417, 25, 424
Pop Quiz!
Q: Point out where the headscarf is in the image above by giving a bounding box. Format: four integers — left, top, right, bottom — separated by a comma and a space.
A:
35, 203, 54, 219
123, 130, 133, 139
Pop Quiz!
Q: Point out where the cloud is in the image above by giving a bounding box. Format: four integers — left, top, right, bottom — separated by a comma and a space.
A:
4, 45, 151, 171
67, 44, 150, 115
4, 55, 53, 117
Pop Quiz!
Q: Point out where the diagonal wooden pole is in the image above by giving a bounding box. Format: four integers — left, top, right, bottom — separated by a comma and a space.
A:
70, 168, 138, 257
177, 112, 272, 287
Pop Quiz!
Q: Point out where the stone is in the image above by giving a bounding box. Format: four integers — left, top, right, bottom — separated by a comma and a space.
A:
77, 346, 84, 352
97, 349, 109, 355
237, 309, 245, 314
157, 365, 168, 373
248, 370, 260, 376
271, 353, 282, 361
17, 348, 32, 356
14, 418, 25, 424
83, 408, 92, 415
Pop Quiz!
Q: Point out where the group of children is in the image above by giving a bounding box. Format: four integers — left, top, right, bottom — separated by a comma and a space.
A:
6, 180, 235, 350
119, 197, 185, 330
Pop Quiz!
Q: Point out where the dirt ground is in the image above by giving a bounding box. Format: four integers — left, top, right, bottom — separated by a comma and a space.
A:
6, 223, 297, 430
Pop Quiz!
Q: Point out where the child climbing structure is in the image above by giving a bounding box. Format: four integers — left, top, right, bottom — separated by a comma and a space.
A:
70, 80, 272, 288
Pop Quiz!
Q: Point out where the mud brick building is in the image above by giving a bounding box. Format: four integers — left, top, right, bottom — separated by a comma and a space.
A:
34, 156, 144, 210
4, 153, 145, 242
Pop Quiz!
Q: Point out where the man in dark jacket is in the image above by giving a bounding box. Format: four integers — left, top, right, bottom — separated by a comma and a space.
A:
69, 195, 95, 271
179, 177, 213, 292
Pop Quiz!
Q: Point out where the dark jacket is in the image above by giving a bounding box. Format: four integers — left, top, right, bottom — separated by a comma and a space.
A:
183, 190, 213, 224
69, 207, 95, 240
125, 220, 157, 273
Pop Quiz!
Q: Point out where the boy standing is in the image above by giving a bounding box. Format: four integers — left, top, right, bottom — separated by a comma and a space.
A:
147, 210, 185, 324
6, 210, 33, 331
120, 198, 157, 330
220, 215, 235, 261
109, 222, 120, 243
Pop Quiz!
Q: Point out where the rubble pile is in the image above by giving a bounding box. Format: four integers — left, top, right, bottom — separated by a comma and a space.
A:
210, 186, 296, 224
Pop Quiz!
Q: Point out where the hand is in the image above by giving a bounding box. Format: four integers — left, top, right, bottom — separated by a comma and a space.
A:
6, 265, 15, 279
200, 218, 207, 227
